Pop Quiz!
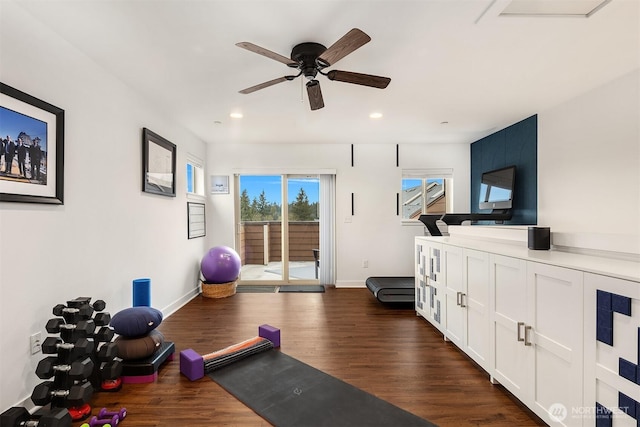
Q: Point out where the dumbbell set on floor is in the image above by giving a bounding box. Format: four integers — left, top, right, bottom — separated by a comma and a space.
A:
1, 297, 125, 426
79, 407, 127, 427
29, 297, 122, 421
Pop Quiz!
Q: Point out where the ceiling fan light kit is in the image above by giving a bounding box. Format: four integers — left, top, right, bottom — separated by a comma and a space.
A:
236, 28, 391, 111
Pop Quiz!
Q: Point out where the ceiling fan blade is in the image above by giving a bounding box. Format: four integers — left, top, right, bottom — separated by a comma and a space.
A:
326, 70, 391, 89
236, 42, 297, 67
239, 76, 293, 94
306, 80, 324, 110
317, 28, 371, 67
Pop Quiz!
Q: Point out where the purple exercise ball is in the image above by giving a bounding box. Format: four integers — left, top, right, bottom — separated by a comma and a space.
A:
201, 246, 241, 283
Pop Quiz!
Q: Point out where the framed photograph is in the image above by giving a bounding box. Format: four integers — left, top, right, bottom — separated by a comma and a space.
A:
187, 202, 206, 239
211, 175, 229, 194
142, 128, 176, 197
0, 83, 64, 204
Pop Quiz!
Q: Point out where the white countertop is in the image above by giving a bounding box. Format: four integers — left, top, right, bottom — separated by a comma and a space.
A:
416, 233, 640, 283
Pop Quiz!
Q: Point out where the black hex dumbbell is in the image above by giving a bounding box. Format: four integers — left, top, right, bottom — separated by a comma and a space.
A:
95, 342, 118, 362
93, 326, 114, 343
53, 304, 94, 323
66, 297, 91, 308
42, 337, 94, 360
67, 297, 106, 312
46, 319, 96, 343
99, 359, 123, 381
36, 356, 94, 380
31, 381, 93, 407
93, 312, 111, 326
92, 300, 106, 312
0, 406, 72, 427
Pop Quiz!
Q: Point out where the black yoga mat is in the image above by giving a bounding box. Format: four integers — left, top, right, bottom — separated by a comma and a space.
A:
209, 350, 437, 427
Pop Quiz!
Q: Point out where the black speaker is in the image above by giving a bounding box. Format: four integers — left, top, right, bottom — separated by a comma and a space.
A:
528, 227, 550, 250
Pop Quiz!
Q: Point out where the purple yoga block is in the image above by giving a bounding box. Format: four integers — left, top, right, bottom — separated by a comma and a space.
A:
259, 324, 280, 348
180, 349, 204, 381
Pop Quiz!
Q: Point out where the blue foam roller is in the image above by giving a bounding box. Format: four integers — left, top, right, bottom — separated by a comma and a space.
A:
133, 278, 151, 307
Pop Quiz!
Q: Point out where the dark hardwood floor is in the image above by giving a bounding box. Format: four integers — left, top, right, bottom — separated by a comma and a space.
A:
85, 287, 545, 426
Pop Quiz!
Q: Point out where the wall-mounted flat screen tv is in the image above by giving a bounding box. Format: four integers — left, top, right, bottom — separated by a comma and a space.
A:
479, 165, 516, 210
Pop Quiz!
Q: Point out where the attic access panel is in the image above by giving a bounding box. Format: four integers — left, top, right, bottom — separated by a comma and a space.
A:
500, 0, 612, 17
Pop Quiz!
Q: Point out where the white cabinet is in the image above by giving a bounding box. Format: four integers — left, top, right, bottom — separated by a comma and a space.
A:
415, 232, 639, 427
583, 273, 640, 427
462, 249, 490, 370
427, 242, 446, 333
490, 255, 584, 426
489, 254, 530, 394
415, 242, 428, 318
414, 239, 446, 333
443, 245, 464, 347
443, 247, 490, 371
526, 262, 584, 426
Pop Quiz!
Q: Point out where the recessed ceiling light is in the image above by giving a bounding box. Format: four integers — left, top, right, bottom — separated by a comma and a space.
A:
369, 112, 383, 119
230, 112, 243, 119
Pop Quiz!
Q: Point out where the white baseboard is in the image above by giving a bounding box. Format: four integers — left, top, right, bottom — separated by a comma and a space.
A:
162, 286, 200, 318
335, 280, 366, 288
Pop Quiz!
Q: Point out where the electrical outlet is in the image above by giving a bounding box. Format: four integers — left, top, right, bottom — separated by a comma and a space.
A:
362, 259, 368, 268
30, 332, 42, 355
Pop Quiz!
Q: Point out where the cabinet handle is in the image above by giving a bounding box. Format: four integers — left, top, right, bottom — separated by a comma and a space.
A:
524, 326, 532, 346
456, 291, 461, 306
517, 322, 525, 342
460, 293, 467, 308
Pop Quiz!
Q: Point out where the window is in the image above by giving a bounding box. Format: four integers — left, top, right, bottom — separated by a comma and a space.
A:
186, 155, 204, 197
401, 169, 453, 220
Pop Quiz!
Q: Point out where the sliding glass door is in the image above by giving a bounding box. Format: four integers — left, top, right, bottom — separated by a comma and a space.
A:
236, 174, 320, 284
287, 175, 320, 282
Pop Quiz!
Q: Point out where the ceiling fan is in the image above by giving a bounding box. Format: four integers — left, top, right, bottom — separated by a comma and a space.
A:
236, 28, 391, 111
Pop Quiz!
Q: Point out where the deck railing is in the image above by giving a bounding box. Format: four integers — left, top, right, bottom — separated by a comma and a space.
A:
239, 221, 319, 265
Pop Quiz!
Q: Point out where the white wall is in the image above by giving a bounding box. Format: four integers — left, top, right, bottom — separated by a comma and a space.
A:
538, 69, 640, 255
0, 2, 207, 409
205, 142, 470, 286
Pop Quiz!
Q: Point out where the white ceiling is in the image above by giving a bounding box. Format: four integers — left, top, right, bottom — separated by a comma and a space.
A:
14, 0, 639, 145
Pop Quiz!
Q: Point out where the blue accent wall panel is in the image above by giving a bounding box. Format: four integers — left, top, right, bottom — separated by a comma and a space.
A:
619, 358, 638, 383
597, 308, 614, 345
619, 392, 638, 419
598, 290, 612, 310
470, 115, 537, 225
596, 403, 613, 427
612, 294, 632, 316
